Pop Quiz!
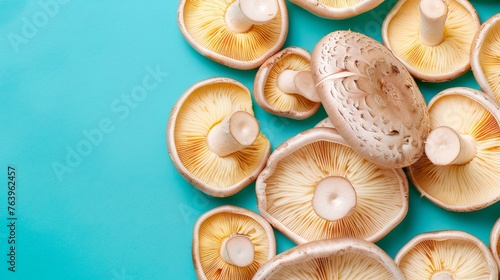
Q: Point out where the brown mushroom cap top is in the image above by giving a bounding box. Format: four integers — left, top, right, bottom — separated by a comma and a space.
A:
471, 13, 500, 103
254, 46, 321, 119
192, 205, 276, 280
408, 87, 500, 211
252, 237, 405, 279
311, 30, 430, 168
395, 230, 499, 280
491, 218, 500, 271
167, 77, 270, 197
177, 0, 288, 70
289, 0, 384, 19
382, 0, 480, 82
256, 127, 408, 244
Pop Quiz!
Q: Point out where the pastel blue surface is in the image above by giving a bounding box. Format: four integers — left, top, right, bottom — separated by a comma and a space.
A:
1, 0, 500, 279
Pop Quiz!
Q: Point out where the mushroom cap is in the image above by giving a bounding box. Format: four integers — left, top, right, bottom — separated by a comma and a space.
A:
256, 127, 409, 244
193, 205, 276, 280
471, 13, 500, 102
395, 230, 499, 280
254, 47, 321, 120
382, 0, 480, 82
288, 0, 384, 19
491, 218, 500, 271
311, 30, 430, 168
177, 0, 289, 70
252, 237, 405, 279
408, 87, 500, 211
167, 77, 270, 197
315, 117, 335, 129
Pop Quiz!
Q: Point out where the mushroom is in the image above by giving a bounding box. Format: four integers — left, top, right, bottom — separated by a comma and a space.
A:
177, 0, 289, 70
254, 46, 321, 120
315, 117, 335, 129
256, 127, 408, 244
471, 13, 500, 103
288, 0, 384, 19
491, 217, 500, 272
382, 0, 480, 82
408, 87, 500, 211
167, 77, 271, 197
193, 205, 276, 280
252, 237, 405, 279
311, 30, 430, 168
395, 230, 499, 279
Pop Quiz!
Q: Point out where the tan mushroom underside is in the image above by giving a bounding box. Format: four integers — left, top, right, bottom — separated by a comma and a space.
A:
492, 218, 500, 271
289, 0, 384, 19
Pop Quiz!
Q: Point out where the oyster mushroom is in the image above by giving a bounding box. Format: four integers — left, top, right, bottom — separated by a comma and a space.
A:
177, 0, 288, 70
288, 0, 384, 19
254, 46, 321, 120
256, 127, 408, 244
408, 87, 500, 211
395, 230, 499, 280
492, 217, 500, 271
471, 13, 500, 103
167, 77, 270, 197
252, 237, 405, 279
311, 30, 430, 168
382, 0, 480, 82
193, 205, 276, 280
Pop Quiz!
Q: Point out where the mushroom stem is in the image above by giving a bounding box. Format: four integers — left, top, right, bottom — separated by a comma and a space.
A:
419, 0, 448, 46
431, 271, 455, 280
225, 0, 279, 33
220, 234, 255, 267
277, 69, 320, 102
312, 176, 357, 222
424, 126, 477, 166
207, 111, 260, 157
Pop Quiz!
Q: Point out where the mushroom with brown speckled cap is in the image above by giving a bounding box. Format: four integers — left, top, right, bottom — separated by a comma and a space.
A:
254, 46, 321, 119
491, 218, 500, 272
167, 77, 270, 197
289, 0, 384, 19
252, 237, 405, 279
256, 127, 409, 244
192, 205, 276, 280
382, 0, 480, 82
177, 0, 288, 70
395, 230, 499, 280
408, 87, 500, 211
311, 30, 430, 168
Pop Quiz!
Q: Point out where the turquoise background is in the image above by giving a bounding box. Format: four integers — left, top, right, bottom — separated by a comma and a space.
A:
1, 0, 499, 279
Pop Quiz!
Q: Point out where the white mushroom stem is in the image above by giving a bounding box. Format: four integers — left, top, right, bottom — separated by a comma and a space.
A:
312, 176, 357, 222
424, 126, 477, 166
419, 0, 448, 46
225, 0, 279, 33
431, 271, 455, 280
207, 111, 260, 157
277, 69, 320, 102
220, 234, 255, 267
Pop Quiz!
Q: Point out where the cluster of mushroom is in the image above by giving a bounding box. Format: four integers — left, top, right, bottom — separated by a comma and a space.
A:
171, 0, 500, 279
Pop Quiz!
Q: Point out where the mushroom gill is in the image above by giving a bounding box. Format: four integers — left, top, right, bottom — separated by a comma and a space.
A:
475, 17, 500, 99
262, 139, 406, 242
174, 82, 269, 189
197, 212, 273, 279
409, 94, 500, 209
182, 0, 284, 62
313, 0, 374, 9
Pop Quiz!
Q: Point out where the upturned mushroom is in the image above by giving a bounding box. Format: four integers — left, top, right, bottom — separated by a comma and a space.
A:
395, 230, 499, 279
177, 0, 288, 70
252, 237, 405, 279
288, 0, 384, 19
311, 30, 430, 168
192, 205, 276, 280
254, 46, 321, 119
492, 217, 500, 272
167, 77, 270, 197
256, 127, 408, 244
382, 0, 480, 82
471, 13, 500, 103
408, 87, 500, 211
